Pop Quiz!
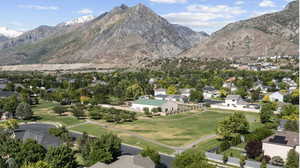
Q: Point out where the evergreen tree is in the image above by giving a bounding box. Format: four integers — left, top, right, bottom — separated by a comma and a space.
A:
286, 149, 299, 168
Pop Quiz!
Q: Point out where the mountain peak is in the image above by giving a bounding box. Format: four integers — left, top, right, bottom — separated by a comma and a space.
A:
63, 15, 95, 26
0, 27, 23, 38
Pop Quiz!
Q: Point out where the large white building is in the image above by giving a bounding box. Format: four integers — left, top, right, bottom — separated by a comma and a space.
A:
131, 99, 178, 115
262, 131, 299, 161
210, 95, 260, 112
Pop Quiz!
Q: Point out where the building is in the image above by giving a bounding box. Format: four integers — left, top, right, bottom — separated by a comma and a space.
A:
269, 92, 284, 102
154, 94, 188, 103
131, 99, 178, 115
262, 131, 299, 161
210, 95, 260, 112
154, 88, 167, 96
203, 86, 220, 99
179, 88, 194, 97
90, 155, 155, 168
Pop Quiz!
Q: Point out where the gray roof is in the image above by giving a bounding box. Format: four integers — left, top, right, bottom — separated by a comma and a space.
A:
226, 95, 242, 100
90, 155, 155, 168
227, 157, 240, 165
245, 160, 261, 168
0, 91, 15, 98
263, 131, 299, 147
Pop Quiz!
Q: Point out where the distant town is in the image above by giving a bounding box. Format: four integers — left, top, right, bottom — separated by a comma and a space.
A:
0, 59, 298, 168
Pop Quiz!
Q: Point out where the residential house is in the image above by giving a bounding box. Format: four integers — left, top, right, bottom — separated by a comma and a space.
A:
131, 99, 178, 115
262, 131, 299, 161
154, 88, 167, 96
90, 155, 155, 168
222, 82, 238, 92
179, 88, 194, 97
269, 92, 284, 102
203, 86, 220, 99
210, 95, 260, 112
282, 77, 297, 92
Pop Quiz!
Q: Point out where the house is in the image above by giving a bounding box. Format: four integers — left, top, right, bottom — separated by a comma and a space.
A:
154, 88, 167, 96
222, 82, 238, 92
262, 131, 299, 161
203, 86, 220, 99
179, 88, 193, 97
282, 77, 297, 91
131, 99, 178, 115
210, 95, 260, 112
269, 92, 284, 102
90, 155, 155, 168
1, 112, 13, 120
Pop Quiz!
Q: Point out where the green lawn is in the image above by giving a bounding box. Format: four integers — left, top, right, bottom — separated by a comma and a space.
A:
31, 100, 83, 126
111, 111, 262, 147
70, 123, 175, 154
222, 149, 244, 159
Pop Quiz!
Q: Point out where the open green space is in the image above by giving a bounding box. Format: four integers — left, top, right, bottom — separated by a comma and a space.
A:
195, 138, 222, 152
31, 100, 84, 126
70, 123, 175, 154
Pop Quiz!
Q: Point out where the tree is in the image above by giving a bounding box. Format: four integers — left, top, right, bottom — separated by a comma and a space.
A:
21, 161, 52, 168
4, 96, 19, 115
15, 102, 33, 120
17, 139, 46, 165
143, 107, 151, 117
0, 119, 19, 136
285, 120, 299, 132
262, 95, 270, 102
281, 104, 299, 120
167, 85, 177, 95
250, 89, 260, 102
285, 149, 299, 168
45, 145, 78, 168
216, 112, 249, 138
126, 83, 144, 99
52, 105, 67, 116
245, 140, 262, 159
189, 90, 204, 102
141, 147, 160, 165
71, 105, 85, 119
260, 103, 274, 123
173, 150, 215, 168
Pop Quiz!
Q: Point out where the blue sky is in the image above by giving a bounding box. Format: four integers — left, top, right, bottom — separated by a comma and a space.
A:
0, 0, 293, 34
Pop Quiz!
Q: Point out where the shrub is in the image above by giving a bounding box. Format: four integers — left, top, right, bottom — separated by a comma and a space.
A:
219, 140, 231, 152
271, 156, 284, 166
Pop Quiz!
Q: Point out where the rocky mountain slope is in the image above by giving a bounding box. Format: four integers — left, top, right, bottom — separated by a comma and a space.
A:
0, 4, 207, 66
178, 0, 299, 61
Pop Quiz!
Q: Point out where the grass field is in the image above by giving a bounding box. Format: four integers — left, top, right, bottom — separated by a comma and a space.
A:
105, 111, 263, 147
70, 123, 175, 154
195, 138, 222, 152
31, 100, 84, 126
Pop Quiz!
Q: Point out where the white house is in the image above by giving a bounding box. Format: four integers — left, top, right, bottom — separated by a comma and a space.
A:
131, 99, 178, 115
210, 95, 260, 112
179, 88, 193, 97
263, 131, 299, 161
203, 86, 220, 99
154, 88, 167, 96
269, 92, 284, 102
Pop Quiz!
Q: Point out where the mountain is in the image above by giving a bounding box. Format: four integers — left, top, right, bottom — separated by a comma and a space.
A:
0, 27, 23, 38
0, 4, 208, 66
61, 15, 95, 26
178, 0, 299, 61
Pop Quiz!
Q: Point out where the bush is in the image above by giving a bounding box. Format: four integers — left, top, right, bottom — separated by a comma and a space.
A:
245, 127, 273, 142
219, 140, 231, 152
285, 120, 299, 132
15, 102, 33, 120
271, 156, 284, 166
53, 105, 67, 116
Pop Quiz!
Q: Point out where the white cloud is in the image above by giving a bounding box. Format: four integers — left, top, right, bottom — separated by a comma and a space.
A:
187, 4, 247, 15
78, 8, 93, 15
18, 5, 59, 10
163, 4, 246, 32
259, 0, 276, 7
149, 0, 187, 4
235, 1, 245, 5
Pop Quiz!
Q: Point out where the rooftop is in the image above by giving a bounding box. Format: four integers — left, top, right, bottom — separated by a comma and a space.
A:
133, 99, 167, 106
263, 131, 299, 147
